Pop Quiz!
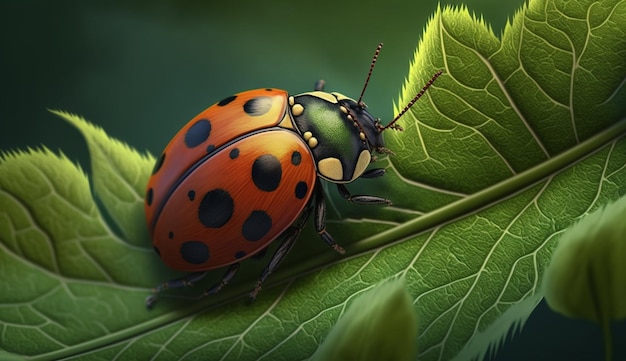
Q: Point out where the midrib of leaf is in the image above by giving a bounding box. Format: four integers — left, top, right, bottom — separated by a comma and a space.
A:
348, 118, 626, 253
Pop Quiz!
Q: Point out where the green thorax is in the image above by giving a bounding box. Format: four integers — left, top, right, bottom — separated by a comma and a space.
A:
289, 91, 371, 183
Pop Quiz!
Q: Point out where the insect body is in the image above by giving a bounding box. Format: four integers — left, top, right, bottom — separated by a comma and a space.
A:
144, 43, 442, 307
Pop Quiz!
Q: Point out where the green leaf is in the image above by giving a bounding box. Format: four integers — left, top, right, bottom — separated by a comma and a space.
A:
543, 194, 626, 361
0, 147, 167, 359
49, 110, 155, 246
1, 0, 625, 360
310, 279, 418, 361
544, 194, 626, 323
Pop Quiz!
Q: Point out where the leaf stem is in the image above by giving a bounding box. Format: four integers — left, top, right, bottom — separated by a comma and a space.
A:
588, 258, 613, 361
602, 317, 613, 361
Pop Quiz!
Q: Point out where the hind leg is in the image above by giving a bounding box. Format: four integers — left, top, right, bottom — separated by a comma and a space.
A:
145, 264, 240, 308
248, 226, 302, 300
248, 201, 317, 299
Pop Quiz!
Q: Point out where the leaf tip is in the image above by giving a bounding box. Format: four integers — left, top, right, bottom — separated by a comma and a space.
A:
543, 194, 626, 323
311, 278, 418, 361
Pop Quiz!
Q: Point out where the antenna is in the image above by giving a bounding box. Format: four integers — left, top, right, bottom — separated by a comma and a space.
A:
357, 42, 384, 106
382, 70, 443, 131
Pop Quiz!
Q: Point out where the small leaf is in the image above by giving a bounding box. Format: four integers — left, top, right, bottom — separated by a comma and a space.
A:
310, 279, 418, 361
543, 195, 626, 323
49, 110, 155, 246
543, 194, 626, 361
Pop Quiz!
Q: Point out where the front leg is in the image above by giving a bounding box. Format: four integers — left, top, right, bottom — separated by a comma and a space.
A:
336, 183, 392, 206
360, 168, 386, 178
314, 181, 345, 254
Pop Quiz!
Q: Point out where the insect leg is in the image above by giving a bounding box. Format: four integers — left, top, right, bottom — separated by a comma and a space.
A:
145, 271, 208, 308
336, 183, 392, 205
199, 263, 241, 297
314, 181, 346, 255
249, 227, 301, 300
248, 200, 316, 300
360, 168, 386, 178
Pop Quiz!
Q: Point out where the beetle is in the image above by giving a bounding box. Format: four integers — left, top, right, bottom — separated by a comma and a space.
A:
144, 43, 442, 307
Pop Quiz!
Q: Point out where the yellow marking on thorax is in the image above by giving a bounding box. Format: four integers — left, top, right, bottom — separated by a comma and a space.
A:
278, 111, 295, 130
318, 158, 344, 181
298, 91, 337, 103
351, 150, 371, 181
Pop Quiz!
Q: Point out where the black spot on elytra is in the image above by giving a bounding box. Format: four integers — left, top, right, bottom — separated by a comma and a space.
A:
185, 119, 212, 148
251, 154, 282, 192
295, 181, 308, 199
188, 190, 196, 201
180, 241, 210, 264
242, 210, 272, 242
230, 148, 239, 159
207, 144, 216, 153
243, 96, 272, 116
152, 153, 166, 174
146, 188, 153, 206
218, 95, 237, 106
235, 250, 246, 259
198, 189, 234, 228
265, 88, 273, 91
291, 151, 301, 166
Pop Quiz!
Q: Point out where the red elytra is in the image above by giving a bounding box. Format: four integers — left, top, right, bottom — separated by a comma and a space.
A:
149, 129, 316, 270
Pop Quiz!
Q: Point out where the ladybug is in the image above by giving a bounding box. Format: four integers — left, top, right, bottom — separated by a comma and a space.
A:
144, 43, 442, 307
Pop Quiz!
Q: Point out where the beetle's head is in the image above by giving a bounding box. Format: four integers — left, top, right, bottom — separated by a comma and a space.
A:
346, 43, 442, 156
335, 97, 389, 154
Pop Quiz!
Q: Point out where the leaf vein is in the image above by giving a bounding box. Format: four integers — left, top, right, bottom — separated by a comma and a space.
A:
218, 281, 292, 361
151, 319, 191, 361
0, 189, 61, 273
435, 180, 548, 360
440, 11, 552, 159
92, 139, 145, 204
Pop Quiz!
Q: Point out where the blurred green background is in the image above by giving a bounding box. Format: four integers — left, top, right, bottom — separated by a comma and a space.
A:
1, 0, 624, 360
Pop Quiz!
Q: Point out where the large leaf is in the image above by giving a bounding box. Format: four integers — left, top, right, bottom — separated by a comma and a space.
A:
1, 0, 625, 360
